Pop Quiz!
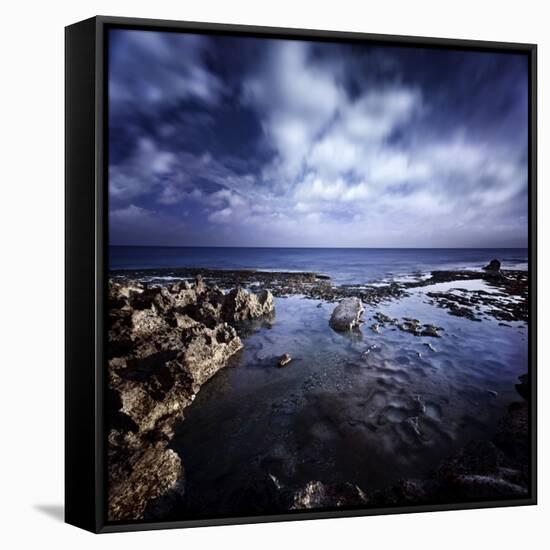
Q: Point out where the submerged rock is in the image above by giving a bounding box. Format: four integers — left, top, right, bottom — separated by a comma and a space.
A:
107, 278, 275, 521
329, 297, 364, 331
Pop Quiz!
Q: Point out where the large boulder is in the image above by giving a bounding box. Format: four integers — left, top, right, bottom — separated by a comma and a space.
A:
329, 297, 364, 331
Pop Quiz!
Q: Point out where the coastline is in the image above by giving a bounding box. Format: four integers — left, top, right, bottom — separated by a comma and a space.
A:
107, 262, 529, 521
110, 264, 528, 322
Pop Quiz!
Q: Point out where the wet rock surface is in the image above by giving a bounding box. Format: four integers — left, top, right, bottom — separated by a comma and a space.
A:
107, 277, 275, 520
329, 297, 364, 332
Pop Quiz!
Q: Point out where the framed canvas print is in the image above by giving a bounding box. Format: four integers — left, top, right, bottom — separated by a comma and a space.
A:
65, 16, 537, 533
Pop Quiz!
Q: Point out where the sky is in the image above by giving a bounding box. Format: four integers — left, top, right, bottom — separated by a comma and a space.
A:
108, 29, 529, 248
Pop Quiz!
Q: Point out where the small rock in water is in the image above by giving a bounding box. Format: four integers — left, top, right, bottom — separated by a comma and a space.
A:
374, 312, 397, 325
399, 322, 421, 335
363, 344, 378, 355
370, 323, 380, 333
268, 473, 282, 490
420, 324, 441, 338
403, 317, 420, 324
424, 342, 437, 352
278, 353, 293, 367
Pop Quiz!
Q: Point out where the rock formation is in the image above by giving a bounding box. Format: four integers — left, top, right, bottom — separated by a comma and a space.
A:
483, 259, 501, 272
223, 286, 275, 322
329, 297, 364, 331
107, 278, 275, 520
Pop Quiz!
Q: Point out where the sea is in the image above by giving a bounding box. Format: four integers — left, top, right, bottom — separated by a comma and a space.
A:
109, 246, 528, 284
108, 245, 529, 516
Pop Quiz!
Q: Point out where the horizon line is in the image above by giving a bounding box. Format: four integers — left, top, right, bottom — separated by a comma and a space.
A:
109, 244, 528, 250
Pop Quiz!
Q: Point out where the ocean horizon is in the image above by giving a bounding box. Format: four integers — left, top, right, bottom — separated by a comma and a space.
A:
109, 245, 528, 285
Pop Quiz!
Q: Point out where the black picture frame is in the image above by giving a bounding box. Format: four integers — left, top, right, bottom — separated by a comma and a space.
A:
65, 15, 537, 533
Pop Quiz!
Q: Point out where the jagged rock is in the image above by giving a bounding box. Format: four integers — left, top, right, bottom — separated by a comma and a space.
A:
182, 323, 243, 389
223, 287, 275, 322
107, 278, 275, 521
329, 297, 364, 331
108, 442, 182, 521
291, 481, 368, 509
278, 353, 292, 367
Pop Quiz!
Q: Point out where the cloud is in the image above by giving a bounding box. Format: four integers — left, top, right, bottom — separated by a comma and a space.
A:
109, 30, 225, 109
109, 138, 177, 201
243, 40, 344, 182
243, 40, 426, 202
108, 31, 528, 247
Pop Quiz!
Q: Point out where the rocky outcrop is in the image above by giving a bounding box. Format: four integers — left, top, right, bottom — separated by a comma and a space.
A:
483, 259, 501, 272
329, 297, 364, 331
223, 286, 275, 322
107, 278, 275, 521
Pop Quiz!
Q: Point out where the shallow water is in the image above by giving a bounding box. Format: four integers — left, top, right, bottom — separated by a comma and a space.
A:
170, 287, 527, 517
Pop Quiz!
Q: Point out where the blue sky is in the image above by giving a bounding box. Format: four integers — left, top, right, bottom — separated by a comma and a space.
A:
108, 29, 529, 247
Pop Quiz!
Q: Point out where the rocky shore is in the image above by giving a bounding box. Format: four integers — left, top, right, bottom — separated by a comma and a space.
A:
107, 277, 275, 520
405, 267, 529, 323
111, 262, 528, 323
107, 259, 530, 520
110, 266, 402, 305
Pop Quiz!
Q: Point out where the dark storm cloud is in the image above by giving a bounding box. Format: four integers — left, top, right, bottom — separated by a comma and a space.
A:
108, 29, 529, 247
